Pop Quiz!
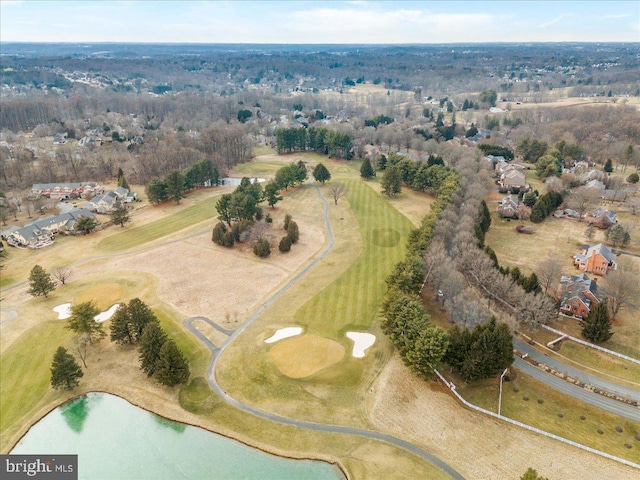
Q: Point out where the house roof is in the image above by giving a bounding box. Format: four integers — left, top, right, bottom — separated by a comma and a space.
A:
585, 179, 606, 191
578, 243, 617, 263
560, 272, 600, 305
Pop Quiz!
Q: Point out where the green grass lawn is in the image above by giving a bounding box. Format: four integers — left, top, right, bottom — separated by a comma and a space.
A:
459, 373, 640, 462
295, 179, 414, 335
557, 341, 640, 385
0, 321, 71, 444
97, 193, 221, 252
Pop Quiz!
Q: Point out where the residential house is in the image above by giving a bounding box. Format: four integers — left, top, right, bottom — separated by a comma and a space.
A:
5, 208, 97, 248
559, 273, 601, 319
78, 136, 103, 147
52, 133, 67, 145
583, 179, 606, 196
499, 168, 527, 190
601, 189, 627, 203
498, 194, 519, 218
573, 243, 617, 275
87, 187, 137, 213
584, 207, 617, 229
32, 182, 102, 199
553, 208, 581, 220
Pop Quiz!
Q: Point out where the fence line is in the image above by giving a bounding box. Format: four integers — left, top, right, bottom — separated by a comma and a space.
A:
541, 325, 640, 366
433, 370, 640, 471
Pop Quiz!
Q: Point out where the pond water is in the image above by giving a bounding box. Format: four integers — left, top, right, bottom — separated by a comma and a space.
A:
11, 393, 345, 480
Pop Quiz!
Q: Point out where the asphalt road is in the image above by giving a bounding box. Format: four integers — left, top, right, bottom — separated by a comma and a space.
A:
514, 338, 640, 404
513, 357, 640, 422
185, 183, 467, 480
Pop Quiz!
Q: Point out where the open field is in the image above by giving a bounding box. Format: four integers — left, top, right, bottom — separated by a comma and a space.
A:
2, 151, 639, 479
371, 354, 639, 480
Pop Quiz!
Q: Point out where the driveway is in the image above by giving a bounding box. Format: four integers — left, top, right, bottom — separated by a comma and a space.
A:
514, 338, 640, 404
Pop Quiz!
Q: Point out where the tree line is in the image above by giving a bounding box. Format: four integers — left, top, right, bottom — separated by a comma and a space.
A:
276, 127, 353, 159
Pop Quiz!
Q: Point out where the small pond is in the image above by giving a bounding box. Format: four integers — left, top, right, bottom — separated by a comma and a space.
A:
11, 393, 345, 480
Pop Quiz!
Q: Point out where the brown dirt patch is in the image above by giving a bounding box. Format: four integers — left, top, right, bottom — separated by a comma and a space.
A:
269, 335, 345, 378
370, 355, 639, 480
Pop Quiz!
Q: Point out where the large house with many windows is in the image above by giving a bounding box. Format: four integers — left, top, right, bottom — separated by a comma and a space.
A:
2, 208, 97, 248
573, 243, 617, 275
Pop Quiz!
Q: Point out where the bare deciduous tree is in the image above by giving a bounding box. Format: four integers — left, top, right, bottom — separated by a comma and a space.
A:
327, 182, 347, 205
53, 266, 72, 285
604, 258, 640, 319
518, 292, 558, 343
73, 333, 91, 368
536, 256, 562, 294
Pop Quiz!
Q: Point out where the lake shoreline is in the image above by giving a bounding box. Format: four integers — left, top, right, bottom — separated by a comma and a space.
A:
9, 389, 349, 479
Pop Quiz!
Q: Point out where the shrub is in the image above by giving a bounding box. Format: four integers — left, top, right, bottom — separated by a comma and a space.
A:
283, 213, 292, 230
265, 213, 273, 223
221, 231, 235, 248
233, 219, 253, 241
212, 222, 227, 245
279, 235, 292, 253
627, 172, 639, 184
287, 221, 300, 243
253, 238, 271, 257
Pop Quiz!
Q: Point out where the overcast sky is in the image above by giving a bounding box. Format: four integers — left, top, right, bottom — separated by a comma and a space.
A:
1, 1, 639, 43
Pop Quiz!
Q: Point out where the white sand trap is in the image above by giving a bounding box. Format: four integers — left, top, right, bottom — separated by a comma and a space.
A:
265, 327, 303, 344
94, 304, 121, 323
346, 332, 376, 358
54, 303, 72, 320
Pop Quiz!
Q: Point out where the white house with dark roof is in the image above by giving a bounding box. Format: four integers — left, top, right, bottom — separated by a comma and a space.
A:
4, 208, 97, 248
87, 187, 137, 213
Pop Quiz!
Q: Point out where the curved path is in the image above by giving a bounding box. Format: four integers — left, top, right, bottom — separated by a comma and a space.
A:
0, 308, 18, 325
513, 357, 640, 421
514, 338, 640, 404
185, 183, 466, 480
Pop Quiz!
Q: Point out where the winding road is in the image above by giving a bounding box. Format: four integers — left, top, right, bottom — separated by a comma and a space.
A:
514, 338, 640, 405
184, 183, 467, 480
513, 357, 640, 421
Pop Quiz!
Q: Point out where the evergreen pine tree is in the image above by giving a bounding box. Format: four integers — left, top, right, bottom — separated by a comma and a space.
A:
381, 165, 402, 197
581, 300, 613, 343
127, 298, 159, 341
155, 340, 190, 386
109, 304, 133, 344
360, 158, 375, 179
50, 346, 84, 390
67, 301, 105, 344
138, 323, 168, 376
28, 264, 57, 298
110, 201, 130, 227
604, 158, 613, 173
312, 163, 331, 184
286, 221, 299, 243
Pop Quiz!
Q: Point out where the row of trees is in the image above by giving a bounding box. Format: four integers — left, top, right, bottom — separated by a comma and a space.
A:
146, 159, 219, 204
275, 127, 353, 159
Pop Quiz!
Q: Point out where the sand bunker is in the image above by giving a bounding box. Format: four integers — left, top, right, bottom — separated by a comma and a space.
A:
94, 304, 121, 323
53, 303, 72, 320
265, 327, 303, 344
346, 332, 376, 358
269, 335, 345, 378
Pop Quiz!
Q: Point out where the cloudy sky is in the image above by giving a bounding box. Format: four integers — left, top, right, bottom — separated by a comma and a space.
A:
1, 1, 639, 43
